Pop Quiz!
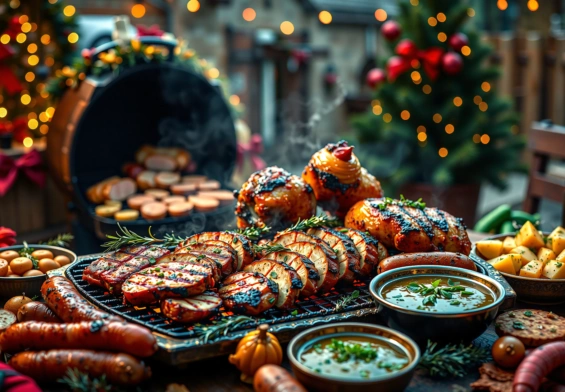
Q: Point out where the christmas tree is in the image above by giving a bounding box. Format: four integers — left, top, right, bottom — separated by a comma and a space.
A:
353, 0, 525, 191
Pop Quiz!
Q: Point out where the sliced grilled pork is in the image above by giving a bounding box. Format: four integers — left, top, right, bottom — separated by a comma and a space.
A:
337, 228, 388, 277
265, 250, 319, 297
160, 291, 222, 323
284, 242, 339, 293
180, 232, 254, 270
156, 254, 222, 283
273, 230, 334, 256
307, 227, 361, 282
122, 262, 216, 306
175, 242, 237, 276
244, 259, 302, 309
219, 272, 278, 316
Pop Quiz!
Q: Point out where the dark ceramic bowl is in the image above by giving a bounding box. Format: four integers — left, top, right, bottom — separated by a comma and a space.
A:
0, 245, 77, 299
470, 233, 565, 304
287, 322, 420, 392
369, 266, 505, 345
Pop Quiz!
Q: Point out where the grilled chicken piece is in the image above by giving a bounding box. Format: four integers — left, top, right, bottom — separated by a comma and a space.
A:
235, 166, 317, 230
344, 198, 471, 255
337, 228, 388, 276
244, 259, 303, 309
160, 291, 222, 323
307, 227, 361, 282
179, 232, 254, 270
175, 242, 237, 276
264, 251, 319, 297
219, 272, 278, 316
302, 141, 383, 218
284, 242, 339, 293
122, 261, 216, 306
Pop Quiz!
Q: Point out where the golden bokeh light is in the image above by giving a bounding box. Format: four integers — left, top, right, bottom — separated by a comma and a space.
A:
10, 0, 20, 9
428, 17, 437, 27
280, 21, 294, 35
25, 72, 35, 82
417, 125, 426, 133
437, 13, 446, 22
63, 5, 75, 17
467, 8, 476, 17
445, 124, 455, 134
27, 43, 37, 53
46, 107, 55, 117
411, 71, 421, 81
187, 0, 200, 12
68, 32, 79, 43
28, 55, 39, 66
437, 32, 447, 42
21, 94, 31, 105
28, 112, 37, 120
422, 84, 432, 94
473, 95, 482, 105
481, 82, 491, 92
21, 22, 31, 33
479, 102, 488, 112
497, 0, 508, 10
481, 134, 491, 144
372, 105, 383, 115
0, 108, 7, 118
401, 110, 410, 120
453, 96, 463, 106
473, 134, 481, 143
16, 33, 26, 43
319, 10, 332, 24
18, 15, 28, 24
229, 95, 240, 106
438, 148, 448, 158
131, 4, 146, 18
433, 113, 442, 123
375, 9, 387, 22
383, 113, 392, 123
28, 119, 38, 130
40, 124, 49, 134
1, 34, 10, 44
207, 67, 220, 79
41, 34, 50, 45
39, 112, 49, 122
417, 133, 427, 142
23, 137, 33, 148
242, 8, 256, 22
461, 46, 471, 56
527, 0, 539, 11
410, 0, 419, 5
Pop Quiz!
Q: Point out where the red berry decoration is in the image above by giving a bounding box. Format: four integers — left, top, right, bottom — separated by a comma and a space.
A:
442, 52, 463, 75
366, 68, 386, 88
449, 33, 469, 52
395, 39, 418, 58
381, 20, 402, 41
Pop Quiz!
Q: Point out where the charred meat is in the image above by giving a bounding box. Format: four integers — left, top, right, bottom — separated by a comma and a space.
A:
219, 272, 279, 316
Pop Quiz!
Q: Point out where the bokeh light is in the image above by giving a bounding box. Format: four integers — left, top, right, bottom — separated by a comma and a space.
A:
63, 5, 75, 17
319, 10, 332, 24
375, 9, 387, 22
242, 8, 256, 22
453, 97, 463, 106
187, 0, 200, 13
401, 110, 410, 120
131, 4, 146, 18
438, 148, 448, 158
280, 21, 294, 35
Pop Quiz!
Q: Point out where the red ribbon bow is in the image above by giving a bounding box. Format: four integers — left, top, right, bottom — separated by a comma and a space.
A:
387, 47, 444, 82
0, 150, 46, 197
136, 25, 164, 37
236, 134, 266, 174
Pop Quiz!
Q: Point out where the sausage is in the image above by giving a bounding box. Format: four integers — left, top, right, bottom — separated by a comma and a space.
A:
253, 364, 307, 392
377, 252, 477, 274
0, 320, 157, 357
513, 342, 565, 392
17, 301, 61, 323
140, 201, 167, 220
41, 276, 123, 322
103, 178, 137, 201
9, 350, 151, 386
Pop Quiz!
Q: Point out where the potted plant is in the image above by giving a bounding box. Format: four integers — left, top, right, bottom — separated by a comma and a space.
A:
352, 0, 526, 225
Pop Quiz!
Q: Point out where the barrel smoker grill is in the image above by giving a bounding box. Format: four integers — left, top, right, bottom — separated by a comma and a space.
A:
47, 37, 237, 251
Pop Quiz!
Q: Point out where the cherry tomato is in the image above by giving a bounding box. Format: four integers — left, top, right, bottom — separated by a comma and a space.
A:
492, 336, 526, 369
333, 146, 353, 161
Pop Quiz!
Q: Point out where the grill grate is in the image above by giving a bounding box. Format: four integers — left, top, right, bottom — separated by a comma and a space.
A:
66, 256, 377, 339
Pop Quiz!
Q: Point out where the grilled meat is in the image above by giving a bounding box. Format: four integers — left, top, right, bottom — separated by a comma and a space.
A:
175, 241, 237, 276
235, 166, 317, 230
307, 227, 361, 282
302, 141, 383, 218
264, 251, 319, 297
219, 272, 278, 316
122, 261, 217, 306
244, 259, 303, 309
272, 230, 335, 257
157, 254, 222, 283
179, 232, 254, 270
344, 198, 471, 255
337, 228, 388, 276
160, 291, 222, 323
283, 242, 339, 293
82, 246, 170, 294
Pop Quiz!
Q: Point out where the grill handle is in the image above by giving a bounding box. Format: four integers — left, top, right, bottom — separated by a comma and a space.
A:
90, 36, 178, 63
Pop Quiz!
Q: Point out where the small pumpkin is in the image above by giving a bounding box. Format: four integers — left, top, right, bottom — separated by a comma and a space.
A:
229, 324, 283, 383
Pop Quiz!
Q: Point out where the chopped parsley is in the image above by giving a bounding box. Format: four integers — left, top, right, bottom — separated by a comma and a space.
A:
149, 257, 156, 265
524, 310, 533, 317
513, 321, 526, 330
270, 271, 278, 279
327, 339, 378, 363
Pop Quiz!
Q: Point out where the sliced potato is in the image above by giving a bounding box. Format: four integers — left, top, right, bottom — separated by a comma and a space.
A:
547, 226, 565, 255
543, 260, 565, 279
476, 240, 503, 260
515, 221, 545, 249
537, 247, 556, 264
558, 249, 565, 263
520, 260, 544, 278
491, 254, 521, 275
510, 246, 537, 266
502, 236, 516, 254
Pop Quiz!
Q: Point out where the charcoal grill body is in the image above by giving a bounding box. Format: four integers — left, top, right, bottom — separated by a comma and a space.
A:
47, 38, 237, 251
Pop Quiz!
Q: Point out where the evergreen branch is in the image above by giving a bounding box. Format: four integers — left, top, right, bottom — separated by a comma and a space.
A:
285, 215, 342, 232
193, 316, 256, 344
334, 290, 360, 312
102, 223, 184, 252
253, 243, 288, 255
40, 233, 74, 248
234, 226, 271, 241
418, 341, 491, 378
58, 368, 115, 392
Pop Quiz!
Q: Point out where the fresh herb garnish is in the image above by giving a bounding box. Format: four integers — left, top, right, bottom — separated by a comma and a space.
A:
40, 233, 74, 248
102, 223, 184, 252
327, 338, 377, 363
285, 214, 342, 232
403, 279, 473, 307
524, 310, 533, 317
193, 316, 256, 344
18, 242, 38, 269
418, 341, 490, 378
335, 290, 360, 312
253, 243, 289, 255
377, 195, 426, 211
290, 309, 299, 316
234, 226, 271, 241
513, 321, 526, 330
270, 271, 278, 279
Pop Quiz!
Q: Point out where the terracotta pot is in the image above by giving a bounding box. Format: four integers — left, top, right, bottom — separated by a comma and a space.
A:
398, 183, 481, 226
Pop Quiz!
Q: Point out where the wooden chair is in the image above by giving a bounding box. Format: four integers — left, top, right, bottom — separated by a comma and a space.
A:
523, 121, 565, 225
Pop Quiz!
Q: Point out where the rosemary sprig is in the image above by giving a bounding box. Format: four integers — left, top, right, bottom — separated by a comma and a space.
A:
102, 223, 184, 252
418, 340, 491, 378
193, 316, 256, 344
58, 368, 114, 392
40, 233, 74, 248
377, 195, 426, 211
18, 242, 38, 269
285, 214, 342, 232
234, 226, 272, 241
253, 243, 289, 255
334, 290, 360, 312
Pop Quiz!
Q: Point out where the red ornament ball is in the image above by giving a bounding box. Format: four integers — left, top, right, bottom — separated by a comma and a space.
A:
442, 52, 463, 75
366, 68, 386, 88
381, 20, 402, 41
449, 33, 469, 52
395, 39, 418, 57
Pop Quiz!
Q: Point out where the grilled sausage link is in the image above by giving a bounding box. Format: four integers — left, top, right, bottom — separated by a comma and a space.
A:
9, 350, 151, 386
41, 276, 122, 323
0, 321, 157, 357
